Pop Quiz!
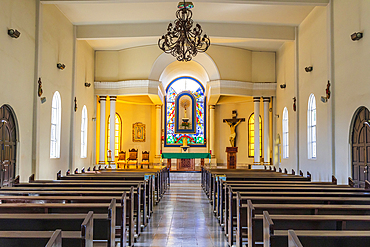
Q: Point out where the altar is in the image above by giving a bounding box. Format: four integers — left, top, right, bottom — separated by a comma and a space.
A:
162, 153, 211, 171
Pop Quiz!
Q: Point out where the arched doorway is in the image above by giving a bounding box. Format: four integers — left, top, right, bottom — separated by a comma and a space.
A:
351, 107, 370, 188
0, 105, 17, 186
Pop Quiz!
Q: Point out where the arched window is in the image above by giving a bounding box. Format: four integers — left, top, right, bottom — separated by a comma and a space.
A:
307, 94, 316, 159
50, 91, 61, 158
81, 105, 88, 158
165, 77, 205, 147
107, 113, 122, 158
248, 113, 262, 157
282, 107, 289, 159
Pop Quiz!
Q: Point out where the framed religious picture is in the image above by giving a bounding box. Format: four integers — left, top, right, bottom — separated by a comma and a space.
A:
132, 122, 145, 142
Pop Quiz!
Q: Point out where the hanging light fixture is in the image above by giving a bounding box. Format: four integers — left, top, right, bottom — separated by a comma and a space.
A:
158, 1, 210, 62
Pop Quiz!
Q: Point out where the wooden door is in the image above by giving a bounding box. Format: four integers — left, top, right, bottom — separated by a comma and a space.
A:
0, 105, 17, 187
352, 107, 370, 188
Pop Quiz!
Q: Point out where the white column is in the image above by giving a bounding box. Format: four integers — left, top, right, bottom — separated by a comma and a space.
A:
109, 96, 116, 162
253, 97, 260, 163
99, 96, 107, 164
263, 97, 270, 164
209, 105, 215, 158
155, 105, 162, 158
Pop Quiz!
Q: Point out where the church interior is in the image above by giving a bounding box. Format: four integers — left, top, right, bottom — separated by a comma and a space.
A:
1, 0, 370, 246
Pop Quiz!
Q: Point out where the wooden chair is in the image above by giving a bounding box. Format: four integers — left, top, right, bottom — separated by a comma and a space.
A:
141, 151, 150, 169
117, 151, 126, 169
127, 148, 138, 168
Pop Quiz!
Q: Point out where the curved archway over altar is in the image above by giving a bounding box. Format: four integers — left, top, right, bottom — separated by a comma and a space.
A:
148, 52, 220, 82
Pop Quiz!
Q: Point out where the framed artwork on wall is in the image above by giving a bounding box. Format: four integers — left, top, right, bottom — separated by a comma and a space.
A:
133, 122, 145, 142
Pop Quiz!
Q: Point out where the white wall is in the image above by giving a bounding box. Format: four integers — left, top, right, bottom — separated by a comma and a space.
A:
276, 42, 297, 172
298, 6, 332, 182
0, 0, 36, 181
73, 41, 95, 170
333, 0, 370, 184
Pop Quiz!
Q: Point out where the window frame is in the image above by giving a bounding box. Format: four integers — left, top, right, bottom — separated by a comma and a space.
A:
80, 105, 88, 158
282, 107, 289, 159
307, 94, 317, 159
50, 91, 61, 159
248, 113, 262, 158
107, 113, 122, 158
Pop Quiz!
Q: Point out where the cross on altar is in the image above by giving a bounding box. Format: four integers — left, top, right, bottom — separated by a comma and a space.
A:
223, 110, 245, 148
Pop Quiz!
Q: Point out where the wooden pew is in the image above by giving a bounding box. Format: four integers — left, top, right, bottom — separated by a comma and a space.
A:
46, 229, 62, 247
0, 212, 93, 247
0, 186, 143, 238
218, 181, 362, 228
231, 191, 370, 246
262, 211, 370, 247
275, 229, 370, 247
0, 199, 122, 247
244, 198, 370, 247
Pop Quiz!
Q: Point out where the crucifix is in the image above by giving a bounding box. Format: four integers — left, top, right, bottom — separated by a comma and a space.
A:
223, 110, 245, 147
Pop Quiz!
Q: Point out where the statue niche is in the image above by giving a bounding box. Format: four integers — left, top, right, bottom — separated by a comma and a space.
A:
175, 92, 196, 134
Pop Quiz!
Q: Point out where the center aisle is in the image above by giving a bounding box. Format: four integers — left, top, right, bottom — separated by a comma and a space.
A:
135, 172, 229, 247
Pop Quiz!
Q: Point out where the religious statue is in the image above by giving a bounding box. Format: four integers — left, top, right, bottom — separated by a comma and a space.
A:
223, 110, 245, 147
180, 97, 191, 129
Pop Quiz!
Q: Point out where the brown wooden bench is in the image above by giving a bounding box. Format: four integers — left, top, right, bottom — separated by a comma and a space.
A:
276, 229, 370, 247
0, 212, 92, 247
262, 211, 370, 247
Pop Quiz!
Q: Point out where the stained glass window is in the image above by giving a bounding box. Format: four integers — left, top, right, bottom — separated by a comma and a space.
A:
165, 77, 205, 146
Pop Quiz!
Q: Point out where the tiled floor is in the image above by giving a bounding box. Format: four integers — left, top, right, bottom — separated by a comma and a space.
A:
135, 172, 229, 247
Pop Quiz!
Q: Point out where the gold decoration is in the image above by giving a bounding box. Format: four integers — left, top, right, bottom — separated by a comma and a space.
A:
132, 122, 145, 142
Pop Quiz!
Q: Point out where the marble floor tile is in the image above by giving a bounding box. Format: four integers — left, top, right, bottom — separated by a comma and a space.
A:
134, 172, 229, 247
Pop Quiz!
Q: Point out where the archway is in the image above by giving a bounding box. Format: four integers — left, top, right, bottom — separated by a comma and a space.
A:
351, 106, 370, 188
0, 104, 17, 186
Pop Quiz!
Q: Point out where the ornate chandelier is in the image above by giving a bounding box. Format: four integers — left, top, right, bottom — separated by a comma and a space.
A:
158, 1, 210, 62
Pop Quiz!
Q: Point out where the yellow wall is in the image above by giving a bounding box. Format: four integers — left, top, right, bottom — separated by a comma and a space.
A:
214, 100, 268, 165
114, 102, 156, 162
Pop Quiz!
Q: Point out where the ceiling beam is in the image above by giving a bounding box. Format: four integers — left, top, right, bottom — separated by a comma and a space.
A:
41, 0, 328, 6
77, 22, 295, 41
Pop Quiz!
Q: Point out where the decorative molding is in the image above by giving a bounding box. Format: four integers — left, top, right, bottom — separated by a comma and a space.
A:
208, 80, 277, 97
94, 80, 160, 96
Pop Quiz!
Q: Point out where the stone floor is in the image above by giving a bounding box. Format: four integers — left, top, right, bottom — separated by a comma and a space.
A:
134, 172, 229, 247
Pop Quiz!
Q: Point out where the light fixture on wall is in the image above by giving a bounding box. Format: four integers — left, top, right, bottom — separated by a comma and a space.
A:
85, 82, 91, 87
8, 29, 20, 38
280, 84, 286, 89
57, 63, 66, 70
158, 1, 210, 62
293, 97, 297, 112
351, 32, 363, 41
304, 66, 313, 72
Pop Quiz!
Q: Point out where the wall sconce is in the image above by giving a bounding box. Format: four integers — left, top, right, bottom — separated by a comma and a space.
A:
305, 66, 313, 72
351, 32, 363, 41
275, 114, 279, 118
8, 29, 20, 38
38, 78, 43, 97
280, 84, 286, 89
57, 63, 66, 70
320, 96, 328, 103
293, 97, 297, 112
84, 82, 91, 87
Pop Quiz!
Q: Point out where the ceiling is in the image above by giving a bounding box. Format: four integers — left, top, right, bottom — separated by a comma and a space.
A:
52, 0, 321, 52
